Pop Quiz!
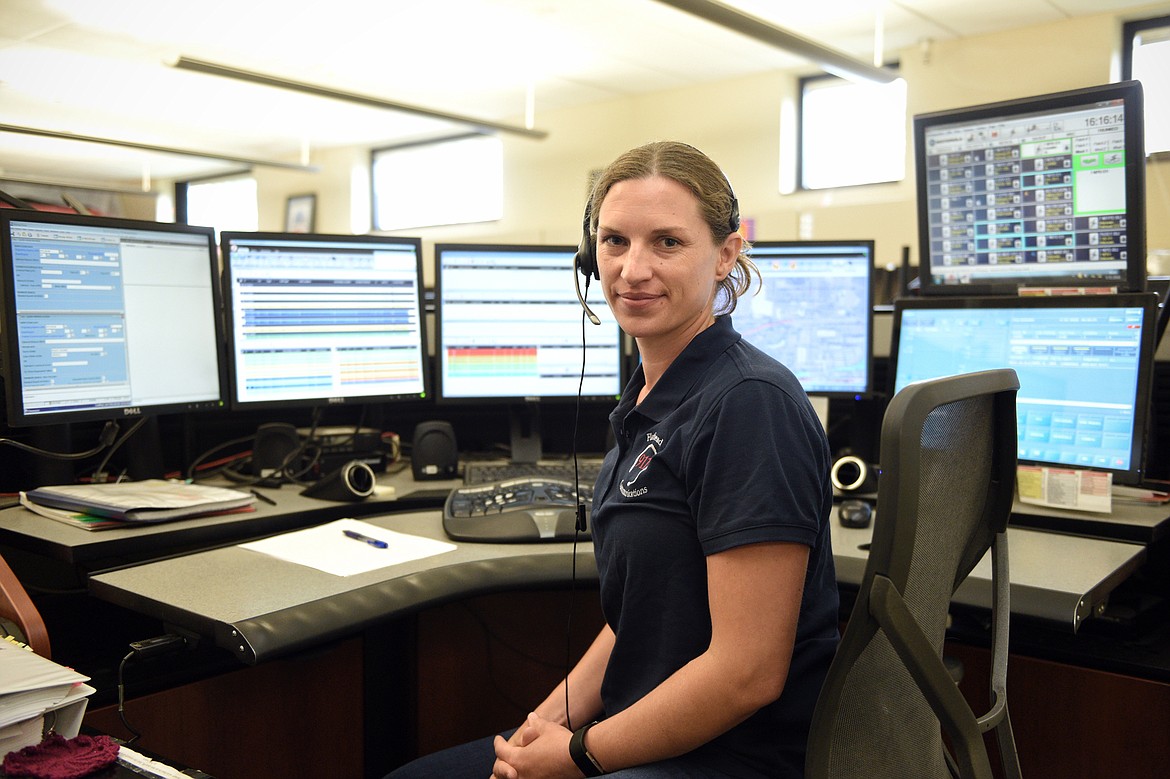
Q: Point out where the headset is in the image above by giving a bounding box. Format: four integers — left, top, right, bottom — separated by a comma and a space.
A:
572, 203, 604, 326
572, 171, 740, 325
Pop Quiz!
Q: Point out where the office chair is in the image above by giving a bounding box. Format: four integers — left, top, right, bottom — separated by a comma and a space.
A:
0, 551, 51, 658
806, 369, 1022, 779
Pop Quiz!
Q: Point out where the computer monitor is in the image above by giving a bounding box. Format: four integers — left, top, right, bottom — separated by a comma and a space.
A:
914, 81, 1147, 296
220, 231, 429, 411
434, 243, 624, 461
0, 210, 227, 427
890, 293, 1158, 486
737, 240, 874, 397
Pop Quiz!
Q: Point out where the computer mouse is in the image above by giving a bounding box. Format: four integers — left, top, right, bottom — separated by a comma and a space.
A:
837, 499, 872, 529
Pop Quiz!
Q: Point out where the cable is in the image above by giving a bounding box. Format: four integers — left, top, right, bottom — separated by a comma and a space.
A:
89, 416, 149, 481
277, 408, 325, 485
245, 407, 324, 488
184, 434, 257, 482
0, 420, 119, 460
116, 635, 188, 744
187, 411, 326, 487
116, 650, 142, 744
564, 297, 594, 732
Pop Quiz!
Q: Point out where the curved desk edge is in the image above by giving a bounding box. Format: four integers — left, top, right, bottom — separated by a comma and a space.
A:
832, 517, 1147, 633
87, 509, 1150, 668
214, 551, 598, 664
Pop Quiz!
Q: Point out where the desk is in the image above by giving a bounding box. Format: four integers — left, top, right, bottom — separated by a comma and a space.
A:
88, 511, 594, 664
831, 514, 1147, 631
0, 469, 453, 571
84, 508, 1146, 666
1, 465, 1162, 571
3, 475, 1167, 778
1008, 496, 1170, 543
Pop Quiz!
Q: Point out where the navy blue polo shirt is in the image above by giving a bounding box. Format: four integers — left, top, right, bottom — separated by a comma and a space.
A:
591, 315, 839, 778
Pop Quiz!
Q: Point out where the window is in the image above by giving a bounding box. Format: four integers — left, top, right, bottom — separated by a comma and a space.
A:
184, 175, 258, 236
1123, 15, 1170, 155
798, 74, 907, 190
372, 134, 503, 231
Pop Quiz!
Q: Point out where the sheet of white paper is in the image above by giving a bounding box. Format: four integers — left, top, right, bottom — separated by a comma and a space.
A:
239, 518, 456, 576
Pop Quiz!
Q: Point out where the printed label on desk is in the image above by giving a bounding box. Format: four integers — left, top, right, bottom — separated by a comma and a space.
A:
1017, 466, 1112, 513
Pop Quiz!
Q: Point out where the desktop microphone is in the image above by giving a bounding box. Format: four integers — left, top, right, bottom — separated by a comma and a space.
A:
301, 460, 376, 501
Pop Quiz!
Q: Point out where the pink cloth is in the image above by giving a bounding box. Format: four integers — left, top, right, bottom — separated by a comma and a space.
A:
2, 733, 120, 779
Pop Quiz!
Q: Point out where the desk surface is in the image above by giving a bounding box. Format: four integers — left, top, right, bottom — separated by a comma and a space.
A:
1008, 496, 1170, 543
89, 510, 593, 664
0, 470, 450, 570
87, 507, 1145, 665
831, 513, 1146, 630
3, 465, 1164, 572
0, 464, 1157, 665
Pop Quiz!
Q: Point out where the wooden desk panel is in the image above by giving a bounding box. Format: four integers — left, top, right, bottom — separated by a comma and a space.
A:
84, 637, 364, 779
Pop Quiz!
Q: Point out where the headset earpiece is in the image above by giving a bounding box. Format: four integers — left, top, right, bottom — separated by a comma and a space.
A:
573, 198, 602, 325
574, 200, 598, 281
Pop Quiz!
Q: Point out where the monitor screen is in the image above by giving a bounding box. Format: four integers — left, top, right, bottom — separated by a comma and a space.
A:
0, 210, 227, 427
434, 243, 624, 404
221, 232, 428, 410
890, 293, 1158, 486
914, 81, 1146, 296
737, 240, 874, 397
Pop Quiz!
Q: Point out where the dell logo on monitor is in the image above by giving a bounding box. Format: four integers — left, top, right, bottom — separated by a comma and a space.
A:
123, 407, 142, 416
327, 397, 345, 405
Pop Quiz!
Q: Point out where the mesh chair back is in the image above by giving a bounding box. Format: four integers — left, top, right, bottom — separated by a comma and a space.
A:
806, 369, 1020, 779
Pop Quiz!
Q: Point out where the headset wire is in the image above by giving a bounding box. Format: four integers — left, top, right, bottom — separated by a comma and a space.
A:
563, 276, 595, 733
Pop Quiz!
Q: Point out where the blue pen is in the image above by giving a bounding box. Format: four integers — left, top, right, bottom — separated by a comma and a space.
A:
342, 529, 388, 549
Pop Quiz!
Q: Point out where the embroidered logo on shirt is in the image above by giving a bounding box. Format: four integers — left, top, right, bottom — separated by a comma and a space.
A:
620, 432, 662, 497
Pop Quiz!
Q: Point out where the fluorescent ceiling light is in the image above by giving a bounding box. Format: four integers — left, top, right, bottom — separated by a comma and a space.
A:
0, 124, 318, 172
653, 0, 897, 84
170, 57, 549, 140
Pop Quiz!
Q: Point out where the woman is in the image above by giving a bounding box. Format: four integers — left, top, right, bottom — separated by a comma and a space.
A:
391, 141, 838, 778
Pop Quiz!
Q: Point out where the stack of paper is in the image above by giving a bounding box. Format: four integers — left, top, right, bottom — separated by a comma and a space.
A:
20, 480, 256, 531
0, 640, 95, 754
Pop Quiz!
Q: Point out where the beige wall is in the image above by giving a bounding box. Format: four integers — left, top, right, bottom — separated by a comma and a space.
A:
248, 6, 1170, 275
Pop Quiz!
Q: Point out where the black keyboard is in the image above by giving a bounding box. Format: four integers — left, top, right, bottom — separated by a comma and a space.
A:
463, 460, 604, 486
442, 477, 593, 543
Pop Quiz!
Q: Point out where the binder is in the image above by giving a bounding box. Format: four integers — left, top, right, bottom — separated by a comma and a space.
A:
0, 640, 95, 753
21, 480, 256, 523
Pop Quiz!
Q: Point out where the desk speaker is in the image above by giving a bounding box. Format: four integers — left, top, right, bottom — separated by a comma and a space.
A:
831, 454, 878, 494
412, 421, 458, 480
253, 422, 300, 477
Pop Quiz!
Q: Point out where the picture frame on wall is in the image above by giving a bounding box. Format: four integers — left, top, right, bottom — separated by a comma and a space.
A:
285, 194, 316, 233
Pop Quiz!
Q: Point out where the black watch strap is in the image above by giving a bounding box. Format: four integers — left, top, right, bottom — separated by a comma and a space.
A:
569, 721, 605, 777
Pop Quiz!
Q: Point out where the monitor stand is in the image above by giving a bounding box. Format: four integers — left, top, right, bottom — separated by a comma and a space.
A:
509, 403, 542, 464
123, 417, 167, 481
28, 424, 76, 487
809, 396, 830, 434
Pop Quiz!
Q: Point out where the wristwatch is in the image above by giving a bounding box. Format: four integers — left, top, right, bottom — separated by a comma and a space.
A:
569, 721, 606, 776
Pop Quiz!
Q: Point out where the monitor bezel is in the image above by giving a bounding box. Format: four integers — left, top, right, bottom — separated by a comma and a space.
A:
220, 230, 430, 412
913, 80, 1147, 297
889, 292, 1159, 486
0, 209, 229, 428
746, 239, 876, 399
432, 242, 625, 406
